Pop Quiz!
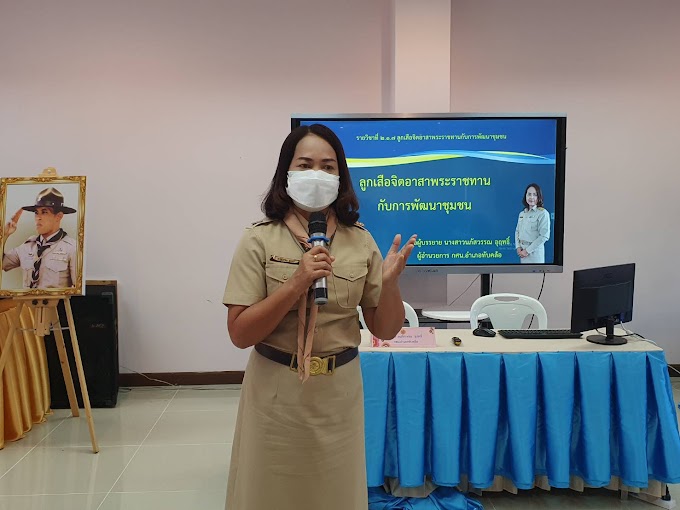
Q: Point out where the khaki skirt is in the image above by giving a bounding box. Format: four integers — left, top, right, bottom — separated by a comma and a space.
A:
225, 348, 367, 510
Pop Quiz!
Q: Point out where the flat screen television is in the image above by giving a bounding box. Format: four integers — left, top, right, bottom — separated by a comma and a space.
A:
291, 113, 567, 274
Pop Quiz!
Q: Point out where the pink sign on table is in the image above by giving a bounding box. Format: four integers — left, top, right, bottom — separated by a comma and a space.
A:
371, 327, 437, 348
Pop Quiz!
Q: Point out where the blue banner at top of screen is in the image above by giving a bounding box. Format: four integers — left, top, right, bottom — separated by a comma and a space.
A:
301, 118, 558, 159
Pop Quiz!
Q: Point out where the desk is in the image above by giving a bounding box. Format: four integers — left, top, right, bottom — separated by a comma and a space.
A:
359, 329, 680, 498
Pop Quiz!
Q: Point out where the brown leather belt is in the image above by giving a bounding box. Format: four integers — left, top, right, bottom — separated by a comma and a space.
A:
254, 342, 358, 376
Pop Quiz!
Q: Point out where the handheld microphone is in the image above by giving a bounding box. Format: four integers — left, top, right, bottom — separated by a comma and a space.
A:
308, 211, 329, 305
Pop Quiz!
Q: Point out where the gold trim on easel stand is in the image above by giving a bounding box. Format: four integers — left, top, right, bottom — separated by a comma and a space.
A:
0, 296, 99, 453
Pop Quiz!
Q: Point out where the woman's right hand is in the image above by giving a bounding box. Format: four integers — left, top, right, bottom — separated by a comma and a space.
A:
291, 245, 335, 292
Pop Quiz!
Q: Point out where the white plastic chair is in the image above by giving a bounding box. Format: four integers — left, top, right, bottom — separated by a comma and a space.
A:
358, 301, 419, 329
403, 301, 419, 327
469, 293, 547, 330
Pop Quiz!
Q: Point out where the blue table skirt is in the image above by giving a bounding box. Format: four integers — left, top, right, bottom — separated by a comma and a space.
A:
361, 351, 680, 490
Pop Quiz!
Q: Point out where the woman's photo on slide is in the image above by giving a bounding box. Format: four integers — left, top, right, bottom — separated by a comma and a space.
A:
514, 183, 550, 264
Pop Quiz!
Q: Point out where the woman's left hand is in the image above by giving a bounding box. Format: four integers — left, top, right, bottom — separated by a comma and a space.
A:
382, 234, 417, 284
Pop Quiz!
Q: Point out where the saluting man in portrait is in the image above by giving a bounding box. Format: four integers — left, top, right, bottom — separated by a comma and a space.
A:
2, 187, 77, 289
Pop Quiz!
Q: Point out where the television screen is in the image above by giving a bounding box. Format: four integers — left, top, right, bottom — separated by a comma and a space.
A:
292, 114, 566, 274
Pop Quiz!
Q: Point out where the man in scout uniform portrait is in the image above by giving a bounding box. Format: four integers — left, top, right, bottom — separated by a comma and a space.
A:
2, 187, 77, 289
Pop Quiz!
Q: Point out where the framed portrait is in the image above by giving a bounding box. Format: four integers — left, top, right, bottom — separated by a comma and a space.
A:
0, 175, 86, 297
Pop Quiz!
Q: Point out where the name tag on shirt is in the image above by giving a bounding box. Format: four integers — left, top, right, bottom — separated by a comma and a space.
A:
372, 327, 437, 348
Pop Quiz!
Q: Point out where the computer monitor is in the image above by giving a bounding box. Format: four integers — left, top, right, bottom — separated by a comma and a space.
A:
291, 113, 567, 275
570, 263, 635, 345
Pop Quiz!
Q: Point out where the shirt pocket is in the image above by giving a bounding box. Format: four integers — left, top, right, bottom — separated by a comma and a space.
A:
331, 264, 368, 309
524, 216, 538, 232
265, 263, 299, 310
44, 255, 68, 273
19, 253, 36, 269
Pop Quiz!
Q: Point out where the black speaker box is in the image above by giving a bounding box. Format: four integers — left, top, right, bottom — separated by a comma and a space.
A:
44, 280, 119, 408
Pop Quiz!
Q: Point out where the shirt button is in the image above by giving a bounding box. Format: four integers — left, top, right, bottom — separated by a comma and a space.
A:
349, 273, 354, 278
314, 327, 319, 333
283, 275, 288, 280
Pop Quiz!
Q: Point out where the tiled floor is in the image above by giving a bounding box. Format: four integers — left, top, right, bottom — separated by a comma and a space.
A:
0, 382, 679, 510
0, 386, 236, 510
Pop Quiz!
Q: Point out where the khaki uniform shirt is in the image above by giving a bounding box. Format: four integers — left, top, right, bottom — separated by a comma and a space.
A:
2, 235, 77, 288
515, 206, 550, 254
223, 219, 383, 355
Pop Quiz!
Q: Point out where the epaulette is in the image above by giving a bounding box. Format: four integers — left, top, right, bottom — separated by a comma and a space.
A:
353, 221, 367, 231
538, 207, 545, 211
24, 235, 38, 244
248, 218, 275, 229
61, 236, 76, 245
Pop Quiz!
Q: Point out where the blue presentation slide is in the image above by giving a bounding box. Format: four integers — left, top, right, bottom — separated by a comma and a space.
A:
302, 118, 557, 266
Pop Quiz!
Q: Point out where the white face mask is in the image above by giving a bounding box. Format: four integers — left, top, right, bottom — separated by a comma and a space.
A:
286, 170, 340, 212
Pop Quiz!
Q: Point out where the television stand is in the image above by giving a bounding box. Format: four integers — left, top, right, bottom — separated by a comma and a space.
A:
586, 316, 627, 346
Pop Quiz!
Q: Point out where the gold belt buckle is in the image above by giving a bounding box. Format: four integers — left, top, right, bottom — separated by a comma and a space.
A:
309, 356, 324, 376
289, 354, 337, 376
326, 355, 336, 375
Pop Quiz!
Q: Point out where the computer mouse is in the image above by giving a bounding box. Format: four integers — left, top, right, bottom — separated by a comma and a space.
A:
473, 327, 496, 337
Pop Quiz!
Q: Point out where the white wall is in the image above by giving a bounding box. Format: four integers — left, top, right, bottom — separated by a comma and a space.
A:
393, 0, 451, 112
3, 0, 678, 371
450, 0, 680, 358
0, 0, 388, 372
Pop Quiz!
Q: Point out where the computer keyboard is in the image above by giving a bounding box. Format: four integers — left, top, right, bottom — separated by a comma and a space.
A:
497, 329, 583, 339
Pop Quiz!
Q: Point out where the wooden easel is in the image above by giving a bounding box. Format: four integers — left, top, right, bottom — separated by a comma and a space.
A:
0, 168, 98, 453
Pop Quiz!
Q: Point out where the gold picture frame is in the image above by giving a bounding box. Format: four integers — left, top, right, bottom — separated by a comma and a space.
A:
0, 171, 86, 297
